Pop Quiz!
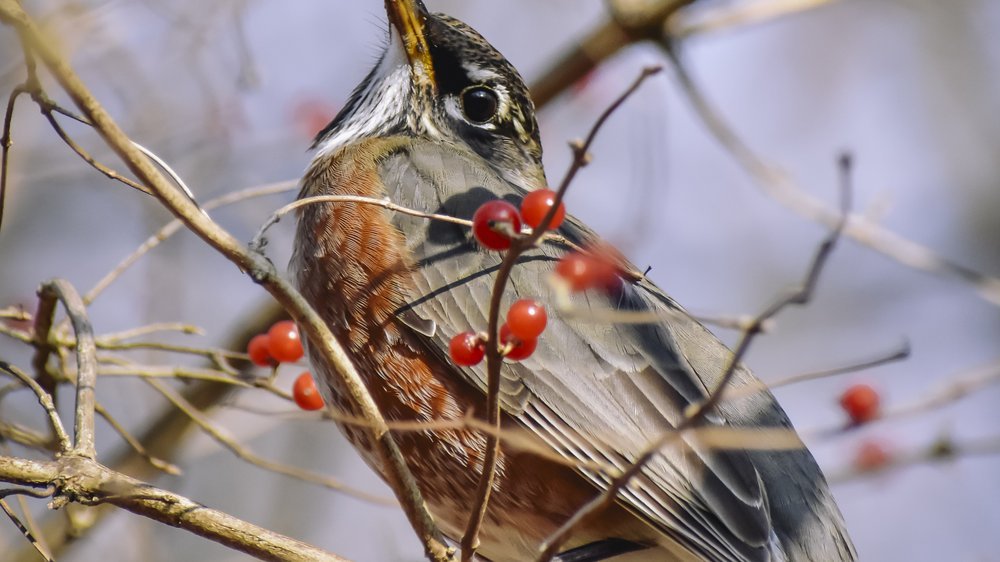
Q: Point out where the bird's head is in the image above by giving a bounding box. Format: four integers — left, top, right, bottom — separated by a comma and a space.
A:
313, 0, 545, 189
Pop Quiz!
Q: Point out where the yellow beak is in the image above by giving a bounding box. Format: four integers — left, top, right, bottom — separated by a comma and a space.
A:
385, 0, 436, 89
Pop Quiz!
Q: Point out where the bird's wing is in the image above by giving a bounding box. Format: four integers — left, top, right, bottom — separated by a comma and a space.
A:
381, 140, 782, 561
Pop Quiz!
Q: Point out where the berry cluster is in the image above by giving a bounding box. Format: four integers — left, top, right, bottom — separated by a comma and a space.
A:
452, 190, 626, 366
452, 189, 568, 366
449, 298, 548, 365
471, 188, 566, 250
245, 320, 324, 411
247, 320, 304, 366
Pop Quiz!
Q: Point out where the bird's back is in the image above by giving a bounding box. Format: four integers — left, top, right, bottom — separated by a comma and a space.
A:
293, 136, 856, 561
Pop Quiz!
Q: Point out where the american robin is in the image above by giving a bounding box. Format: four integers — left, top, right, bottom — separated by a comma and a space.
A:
290, 1, 857, 561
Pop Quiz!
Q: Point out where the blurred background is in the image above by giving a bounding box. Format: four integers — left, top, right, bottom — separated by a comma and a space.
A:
1, 0, 999, 560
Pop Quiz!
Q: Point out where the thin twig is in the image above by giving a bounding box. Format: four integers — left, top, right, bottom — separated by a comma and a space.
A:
37, 280, 98, 459
0, 438, 54, 562
0, 85, 28, 233
0, 421, 53, 451
259, 193, 586, 260
671, 0, 841, 38
83, 180, 296, 307
98, 322, 204, 341
94, 402, 182, 476
130, 139, 206, 217
664, 48, 1000, 307
461, 66, 662, 561
886, 360, 1000, 421
827, 434, 1000, 484
92, 339, 248, 362
96, 364, 256, 388
768, 340, 910, 390
38, 103, 152, 195
0, 362, 70, 453
141, 377, 394, 506
804, 358, 1000, 440
1, 497, 54, 562
251, 194, 473, 252
553, 284, 770, 331
718, 339, 910, 405
537, 153, 852, 561
10, 478, 51, 561
0, 322, 32, 344
31, 87, 208, 209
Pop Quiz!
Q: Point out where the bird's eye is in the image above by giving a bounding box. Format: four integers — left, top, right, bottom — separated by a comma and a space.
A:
461, 86, 499, 124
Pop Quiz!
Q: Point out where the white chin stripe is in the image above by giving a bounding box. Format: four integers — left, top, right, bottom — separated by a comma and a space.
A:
313, 28, 412, 160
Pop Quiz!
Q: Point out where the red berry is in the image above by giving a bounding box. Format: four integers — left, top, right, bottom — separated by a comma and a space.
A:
472, 200, 522, 250
499, 323, 537, 361
247, 334, 274, 366
293, 372, 325, 411
839, 383, 881, 424
506, 299, 547, 340
449, 331, 485, 366
520, 189, 566, 231
854, 439, 891, 472
554, 252, 618, 292
267, 320, 304, 363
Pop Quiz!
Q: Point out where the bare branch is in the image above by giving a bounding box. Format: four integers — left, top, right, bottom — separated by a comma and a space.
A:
805, 359, 1000, 440
767, 340, 911, 390
0, 496, 54, 562
142, 377, 394, 506
0, 455, 350, 562
252, 194, 473, 252
0, 421, 53, 452
94, 403, 181, 476
37, 101, 152, 196
828, 434, 1000, 484
671, 0, 842, 38
0, 85, 28, 233
83, 180, 296, 307
664, 49, 1000, 307
0, 363, 70, 453
97, 322, 204, 341
36, 280, 98, 459
96, 364, 256, 388
0, 5, 448, 557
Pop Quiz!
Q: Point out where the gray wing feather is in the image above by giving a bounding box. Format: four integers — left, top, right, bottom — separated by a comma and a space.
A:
379, 140, 855, 562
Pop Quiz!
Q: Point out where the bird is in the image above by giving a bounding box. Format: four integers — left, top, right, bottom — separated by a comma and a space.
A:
290, 1, 857, 560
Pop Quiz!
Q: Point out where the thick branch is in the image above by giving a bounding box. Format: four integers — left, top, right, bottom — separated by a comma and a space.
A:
0, 455, 349, 562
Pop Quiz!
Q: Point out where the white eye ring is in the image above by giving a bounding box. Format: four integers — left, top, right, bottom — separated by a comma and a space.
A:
460, 85, 500, 124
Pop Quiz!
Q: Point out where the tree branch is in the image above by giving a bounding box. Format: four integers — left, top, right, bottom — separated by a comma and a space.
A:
0, 3, 449, 559
0, 455, 350, 562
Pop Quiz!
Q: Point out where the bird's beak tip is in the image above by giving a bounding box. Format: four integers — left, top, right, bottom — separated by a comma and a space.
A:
385, 0, 436, 88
